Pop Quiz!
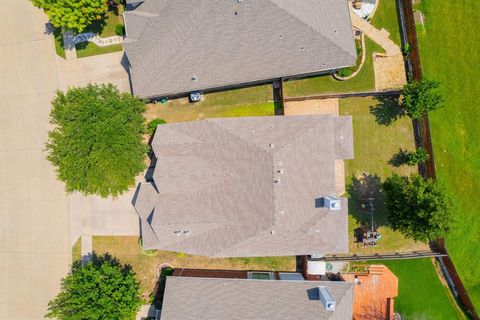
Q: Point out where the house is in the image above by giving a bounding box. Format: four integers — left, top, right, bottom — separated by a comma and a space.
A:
133, 115, 354, 257
159, 276, 354, 320
123, 0, 356, 98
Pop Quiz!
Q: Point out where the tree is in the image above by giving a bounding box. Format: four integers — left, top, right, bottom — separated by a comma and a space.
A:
46, 254, 142, 320
146, 118, 167, 134
382, 174, 454, 242
401, 79, 443, 119
32, 0, 108, 33
46, 84, 148, 198
406, 147, 430, 166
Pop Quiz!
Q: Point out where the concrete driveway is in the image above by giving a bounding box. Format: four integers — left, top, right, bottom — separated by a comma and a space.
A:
1, 1, 138, 318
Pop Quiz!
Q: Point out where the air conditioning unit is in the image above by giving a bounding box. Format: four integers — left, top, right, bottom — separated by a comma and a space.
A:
318, 286, 336, 311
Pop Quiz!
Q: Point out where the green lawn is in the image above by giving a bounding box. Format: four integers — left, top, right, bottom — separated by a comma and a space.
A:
72, 237, 81, 262
340, 97, 428, 253
53, 28, 66, 59
414, 0, 480, 310
283, 37, 384, 97
92, 236, 295, 296
144, 85, 275, 123
75, 43, 123, 58
371, 0, 402, 46
373, 259, 464, 319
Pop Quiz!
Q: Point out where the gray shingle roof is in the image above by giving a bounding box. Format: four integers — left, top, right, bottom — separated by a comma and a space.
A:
123, 0, 356, 98
133, 115, 353, 257
160, 277, 354, 320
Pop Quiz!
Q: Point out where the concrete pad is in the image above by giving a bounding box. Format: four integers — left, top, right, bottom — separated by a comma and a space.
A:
30, 200, 70, 253
0, 201, 31, 252
27, 149, 66, 201
374, 54, 407, 91
284, 98, 339, 116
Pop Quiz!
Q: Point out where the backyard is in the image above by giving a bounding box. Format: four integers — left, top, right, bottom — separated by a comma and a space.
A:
415, 0, 480, 310
144, 84, 276, 123
339, 97, 429, 253
90, 236, 295, 297
375, 259, 464, 319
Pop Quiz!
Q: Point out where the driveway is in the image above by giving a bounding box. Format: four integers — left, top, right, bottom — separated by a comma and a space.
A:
1, 2, 138, 318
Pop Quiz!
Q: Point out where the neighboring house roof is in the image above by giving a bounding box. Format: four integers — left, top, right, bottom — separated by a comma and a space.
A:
123, 0, 356, 98
133, 115, 353, 257
160, 277, 354, 320
342, 265, 399, 320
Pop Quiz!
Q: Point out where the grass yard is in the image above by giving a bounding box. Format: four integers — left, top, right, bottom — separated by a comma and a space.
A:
415, 0, 480, 310
370, 0, 402, 46
72, 237, 81, 262
75, 43, 123, 58
283, 37, 384, 97
92, 236, 295, 296
53, 28, 66, 59
373, 259, 464, 319
339, 97, 428, 253
144, 85, 275, 123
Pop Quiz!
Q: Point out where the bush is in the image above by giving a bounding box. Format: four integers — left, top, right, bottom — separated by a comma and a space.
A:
146, 118, 167, 134
337, 68, 354, 78
46, 84, 148, 198
406, 147, 430, 166
115, 24, 125, 36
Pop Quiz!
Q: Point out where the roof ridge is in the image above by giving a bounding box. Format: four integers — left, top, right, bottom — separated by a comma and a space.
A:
267, 0, 356, 61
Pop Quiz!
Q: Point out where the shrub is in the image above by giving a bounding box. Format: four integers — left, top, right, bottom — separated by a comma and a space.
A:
115, 24, 125, 36
406, 147, 430, 166
146, 118, 167, 134
337, 68, 354, 78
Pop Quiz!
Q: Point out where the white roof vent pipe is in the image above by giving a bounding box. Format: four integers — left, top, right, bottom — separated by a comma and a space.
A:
318, 286, 336, 311
324, 196, 341, 211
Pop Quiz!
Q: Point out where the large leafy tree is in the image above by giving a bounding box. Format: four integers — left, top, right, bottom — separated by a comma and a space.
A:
401, 79, 443, 119
46, 254, 142, 320
47, 84, 148, 198
383, 174, 454, 242
32, 0, 108, 33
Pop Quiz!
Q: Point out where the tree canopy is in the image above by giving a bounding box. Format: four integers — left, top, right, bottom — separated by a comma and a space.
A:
32, 0, 108, 33
401, 79, 443, 119
382, 174, 454, 242
46, 84, 148, 198
46, 254, 142, 320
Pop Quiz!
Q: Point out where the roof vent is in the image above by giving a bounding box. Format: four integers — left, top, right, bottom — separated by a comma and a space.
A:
191, 75, 198, 81
274, 179, 281, 184
323, 196, 341, 211
318, 286, 336, 311
269, 143, 275, 148
271, 230, 276, 235
277, 169, 284, 174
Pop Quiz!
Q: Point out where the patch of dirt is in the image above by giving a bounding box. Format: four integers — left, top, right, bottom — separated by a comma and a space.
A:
374, 54, 407, 91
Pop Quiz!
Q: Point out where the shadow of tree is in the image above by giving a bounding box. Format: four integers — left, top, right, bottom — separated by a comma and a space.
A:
75, 252, 133, 275
369, 95, 404, 126
388, 148, 409, 167
150, 267, 173, 309
347, 173, 386, 227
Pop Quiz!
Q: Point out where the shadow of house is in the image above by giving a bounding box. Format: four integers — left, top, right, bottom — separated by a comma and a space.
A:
369, 95, 404, 126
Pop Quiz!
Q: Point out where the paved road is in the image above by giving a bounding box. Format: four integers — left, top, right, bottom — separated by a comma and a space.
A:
0, 1, 70, 318
1, 1, 138, 318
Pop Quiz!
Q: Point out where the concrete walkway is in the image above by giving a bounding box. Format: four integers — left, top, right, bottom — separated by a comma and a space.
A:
0, 1, 71, 318
81, 236, 92, 264
350, 11, 401, 56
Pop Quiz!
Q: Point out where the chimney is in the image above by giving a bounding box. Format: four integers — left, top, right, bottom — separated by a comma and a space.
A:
318, 286, 336, 311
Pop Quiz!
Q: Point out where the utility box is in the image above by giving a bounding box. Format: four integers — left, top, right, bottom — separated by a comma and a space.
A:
318, 286, 336, 311
324, 196, 341, 211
